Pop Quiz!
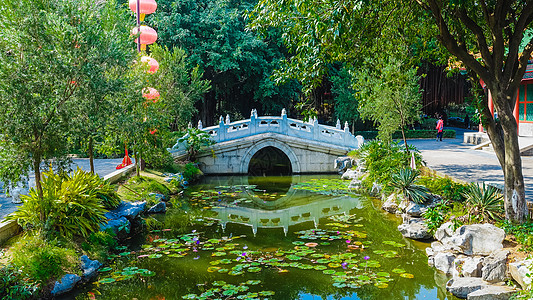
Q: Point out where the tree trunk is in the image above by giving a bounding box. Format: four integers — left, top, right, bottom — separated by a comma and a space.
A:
88, 136, 95, 174
400, 127, 409, 153
490, 89, 528, 222
135, 151, 140, 177
32, 153, 44, 222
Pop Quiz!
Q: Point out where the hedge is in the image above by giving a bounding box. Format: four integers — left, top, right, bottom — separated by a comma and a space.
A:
354, 129, 456, 140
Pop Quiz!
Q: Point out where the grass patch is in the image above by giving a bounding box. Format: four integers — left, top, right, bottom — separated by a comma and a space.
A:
117, 170, 174, 205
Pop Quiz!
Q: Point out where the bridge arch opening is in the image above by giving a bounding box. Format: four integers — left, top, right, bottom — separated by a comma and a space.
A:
248, 146, 292, 176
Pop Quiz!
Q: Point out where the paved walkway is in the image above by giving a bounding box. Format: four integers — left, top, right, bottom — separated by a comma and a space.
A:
0, 158, 123, 220
406, 128, 533, 201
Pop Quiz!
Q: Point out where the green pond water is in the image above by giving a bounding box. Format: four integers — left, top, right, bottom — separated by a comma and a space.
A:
68, 175, 459, 300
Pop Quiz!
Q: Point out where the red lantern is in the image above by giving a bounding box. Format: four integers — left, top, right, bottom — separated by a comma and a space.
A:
128, 0, 157, 21
150, 129, 157, 135
141, 56, 159, 73
131, 25, 157, 50
142, 87, 160, 102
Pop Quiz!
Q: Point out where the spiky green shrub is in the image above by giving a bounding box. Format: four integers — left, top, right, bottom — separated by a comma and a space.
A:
7, 168, 115, 238
390, 168, 431, 204
462, 183, 503, 222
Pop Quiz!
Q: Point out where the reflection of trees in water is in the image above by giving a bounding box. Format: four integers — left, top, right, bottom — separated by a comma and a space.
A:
248, 146, 292, 176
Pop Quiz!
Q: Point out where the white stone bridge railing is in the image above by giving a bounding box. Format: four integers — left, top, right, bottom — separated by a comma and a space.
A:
196, 109, 362, 149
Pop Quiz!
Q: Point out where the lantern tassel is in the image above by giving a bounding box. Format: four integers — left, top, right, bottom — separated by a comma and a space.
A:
141, 44, 146, 51
140, 13, 146, 22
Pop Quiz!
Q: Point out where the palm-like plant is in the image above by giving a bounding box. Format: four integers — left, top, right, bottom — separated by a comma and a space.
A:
390, 168, 431, 204
462, 182, 503, 222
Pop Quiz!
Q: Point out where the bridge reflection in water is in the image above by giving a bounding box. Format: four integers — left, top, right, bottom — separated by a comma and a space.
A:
205, 176, 364, 236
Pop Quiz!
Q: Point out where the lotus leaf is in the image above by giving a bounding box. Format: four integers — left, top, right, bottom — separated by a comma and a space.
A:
400, 273, 414, 278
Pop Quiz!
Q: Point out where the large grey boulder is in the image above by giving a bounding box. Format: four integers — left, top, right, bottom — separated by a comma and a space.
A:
509, 259, 532, 290
435, 222, 455, 242
446, 277, 490, 299
405, 202, 428, 217
481, 250, 509, 282
467, 285, 516, 300
80, 255, 101, 280
100, 217, 130, 235
110, 201, 147, 220
462, 256, 484, 277
451, 224, 505, 256
382, 193, 400, 213
434, 252, 456, 275
51, 274, 81, 296
341, 169, 358, 180
147, 202, 166, 214
466, 285, 516, 300
398, 217, 432, 240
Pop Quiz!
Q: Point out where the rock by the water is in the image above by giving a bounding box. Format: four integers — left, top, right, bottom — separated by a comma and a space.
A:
509, 259, 532, 290
382, 193, 400, 213
434, 252, 456, 275
481, 250, 509, 282
398, 218, 432, 240
461, 256, 484, 277
112, 201, 146, 220
80, 255, 101, 280
451, 224, 505, 256
51, 274, 81, 296
341, 169, 358, 180
405, 202, 428, 217
446, 277, 489, 299
435, 222, 455, 242
147, 202, 166, 214
334, 156, 354, 172
466, 285, 516, 300
100, 217, 130, 235
148, 193, 166, 201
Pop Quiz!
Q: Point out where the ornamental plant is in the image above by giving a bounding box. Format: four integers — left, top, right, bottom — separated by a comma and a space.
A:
389, 168, 431, 204
462, 182, 503, 222
7, 168, 118, 239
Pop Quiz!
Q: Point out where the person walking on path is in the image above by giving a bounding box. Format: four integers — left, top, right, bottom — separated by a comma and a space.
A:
436, 116, 444, 141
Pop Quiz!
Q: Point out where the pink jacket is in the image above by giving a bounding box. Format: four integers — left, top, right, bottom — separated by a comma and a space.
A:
436, 119, 444, 132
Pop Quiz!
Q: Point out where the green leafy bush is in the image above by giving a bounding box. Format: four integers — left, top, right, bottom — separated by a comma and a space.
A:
462, 183, 503, 222
81, 230, 118, 261
418, 176, 467, 202
390, 168, 431, 204
7, 168, 112, 238
499, 220, 533, 252
182, 163, 203, 183
178, 128, 215, 161
9, 234, 77, 284
0, 264, 38, 300
353, 140, 422, 188
423, 200, 450, 233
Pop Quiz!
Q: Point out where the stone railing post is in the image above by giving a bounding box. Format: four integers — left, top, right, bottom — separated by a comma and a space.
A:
343, 121, 350, 147
281, 108, 287, 134
218, 116, 226, 142
197, 120, 203, 129
336, 119, 341, 130
250, 109, 257, 135
313, 117, 320, 140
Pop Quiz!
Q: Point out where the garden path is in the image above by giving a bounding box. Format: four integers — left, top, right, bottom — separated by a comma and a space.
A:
406, 128, 533, 202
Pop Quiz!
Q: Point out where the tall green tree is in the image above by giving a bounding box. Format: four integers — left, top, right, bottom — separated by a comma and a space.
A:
0, 0, 131, 220
358, 59, 422, 149
69, 0, 135, 174
414, 1, 533, 222
151, 0, 300, 125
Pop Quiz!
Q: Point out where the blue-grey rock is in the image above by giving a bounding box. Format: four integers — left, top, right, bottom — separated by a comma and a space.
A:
80, 255, 102, 280
147, 202, 166, 214
51, 274, 81, 296
148, 192, 166, 201
111, 201, 146, 220
100, 217, 130, 235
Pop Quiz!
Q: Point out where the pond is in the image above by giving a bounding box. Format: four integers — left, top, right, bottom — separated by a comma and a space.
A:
68, 175, 459, 300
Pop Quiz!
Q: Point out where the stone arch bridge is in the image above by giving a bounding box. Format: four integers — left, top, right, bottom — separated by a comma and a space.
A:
170, 109, 363, 174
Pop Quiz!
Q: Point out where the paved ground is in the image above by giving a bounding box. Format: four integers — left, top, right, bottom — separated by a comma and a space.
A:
406, 128, 533, 200
0, 158, 123, 220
